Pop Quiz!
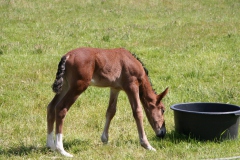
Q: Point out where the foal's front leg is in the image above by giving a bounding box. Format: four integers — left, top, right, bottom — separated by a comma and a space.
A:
126, 86, 156, 151
101, 89, 120, 143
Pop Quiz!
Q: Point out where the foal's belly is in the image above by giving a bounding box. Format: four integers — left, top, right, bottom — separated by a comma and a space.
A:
90, 77, 122, 90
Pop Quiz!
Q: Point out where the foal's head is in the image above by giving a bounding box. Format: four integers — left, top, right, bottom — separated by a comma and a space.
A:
144, 87, 168, 138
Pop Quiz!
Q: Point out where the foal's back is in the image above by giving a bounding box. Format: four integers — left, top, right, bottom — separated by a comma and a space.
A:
64, 47, 145, 89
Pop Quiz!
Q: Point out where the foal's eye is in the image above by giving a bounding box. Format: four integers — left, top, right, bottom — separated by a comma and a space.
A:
162, 109, 165, 113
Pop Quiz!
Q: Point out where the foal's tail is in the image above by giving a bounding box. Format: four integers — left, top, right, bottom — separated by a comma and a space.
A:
52, 56, 67, 94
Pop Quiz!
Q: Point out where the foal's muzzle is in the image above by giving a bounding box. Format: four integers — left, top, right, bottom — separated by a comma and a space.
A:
156, 126, 166, 138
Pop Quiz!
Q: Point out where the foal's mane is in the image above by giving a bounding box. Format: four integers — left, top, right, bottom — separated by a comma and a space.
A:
131, 53, 156, 94
132, 53, 149, 76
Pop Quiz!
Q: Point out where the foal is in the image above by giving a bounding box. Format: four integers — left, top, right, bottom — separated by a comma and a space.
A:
47, 47, 168, 157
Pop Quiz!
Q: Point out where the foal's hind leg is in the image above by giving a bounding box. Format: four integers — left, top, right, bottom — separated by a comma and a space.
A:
47, 83, 69, 150
47, 95, 59, 151
101, 88, 120, 143
54, 81, 89, 157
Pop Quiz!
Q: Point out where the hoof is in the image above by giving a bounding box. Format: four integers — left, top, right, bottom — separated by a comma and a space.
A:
57, 148, 73, 157
101, 133, 108, 144
46, 145, 56, 152
147, 146, 156, 151
60, 150, 73, 157
46, 142, 56, 151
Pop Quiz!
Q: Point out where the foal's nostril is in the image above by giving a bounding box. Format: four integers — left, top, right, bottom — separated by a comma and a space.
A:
156, 127, 166, 138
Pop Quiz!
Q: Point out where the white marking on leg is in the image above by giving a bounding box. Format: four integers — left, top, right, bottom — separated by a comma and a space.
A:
47, 131, 56, 151
56, 133, 73, 157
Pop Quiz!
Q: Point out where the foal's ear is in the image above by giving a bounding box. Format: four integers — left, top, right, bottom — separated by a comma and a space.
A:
157, 87, 169, 104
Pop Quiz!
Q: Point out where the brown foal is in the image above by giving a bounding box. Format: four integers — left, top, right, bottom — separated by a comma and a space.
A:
46, 47, 168, 157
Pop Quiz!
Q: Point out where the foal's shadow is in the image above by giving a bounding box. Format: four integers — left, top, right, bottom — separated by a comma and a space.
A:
0, 139, 87, 157
0, 145, 48, 156
164, 130, 190, 143
150, 130, 193, 146
0, 132, 194, 156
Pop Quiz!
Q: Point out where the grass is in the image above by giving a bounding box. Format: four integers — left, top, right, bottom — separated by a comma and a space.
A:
0, 0, 240, 159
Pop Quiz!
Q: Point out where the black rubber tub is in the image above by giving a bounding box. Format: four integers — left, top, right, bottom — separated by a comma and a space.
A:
170, 103, 240, 140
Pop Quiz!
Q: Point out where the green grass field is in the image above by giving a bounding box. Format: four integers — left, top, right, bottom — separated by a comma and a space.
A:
0, 0, 240, 159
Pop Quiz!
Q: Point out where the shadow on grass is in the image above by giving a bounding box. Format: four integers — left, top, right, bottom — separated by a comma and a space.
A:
0, 139, 89, 156
151, 130, 226, 147
0, 145, 49, 156
160, 130, 231, 143
165, 130, 191, 143
151, 130, 196, 144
